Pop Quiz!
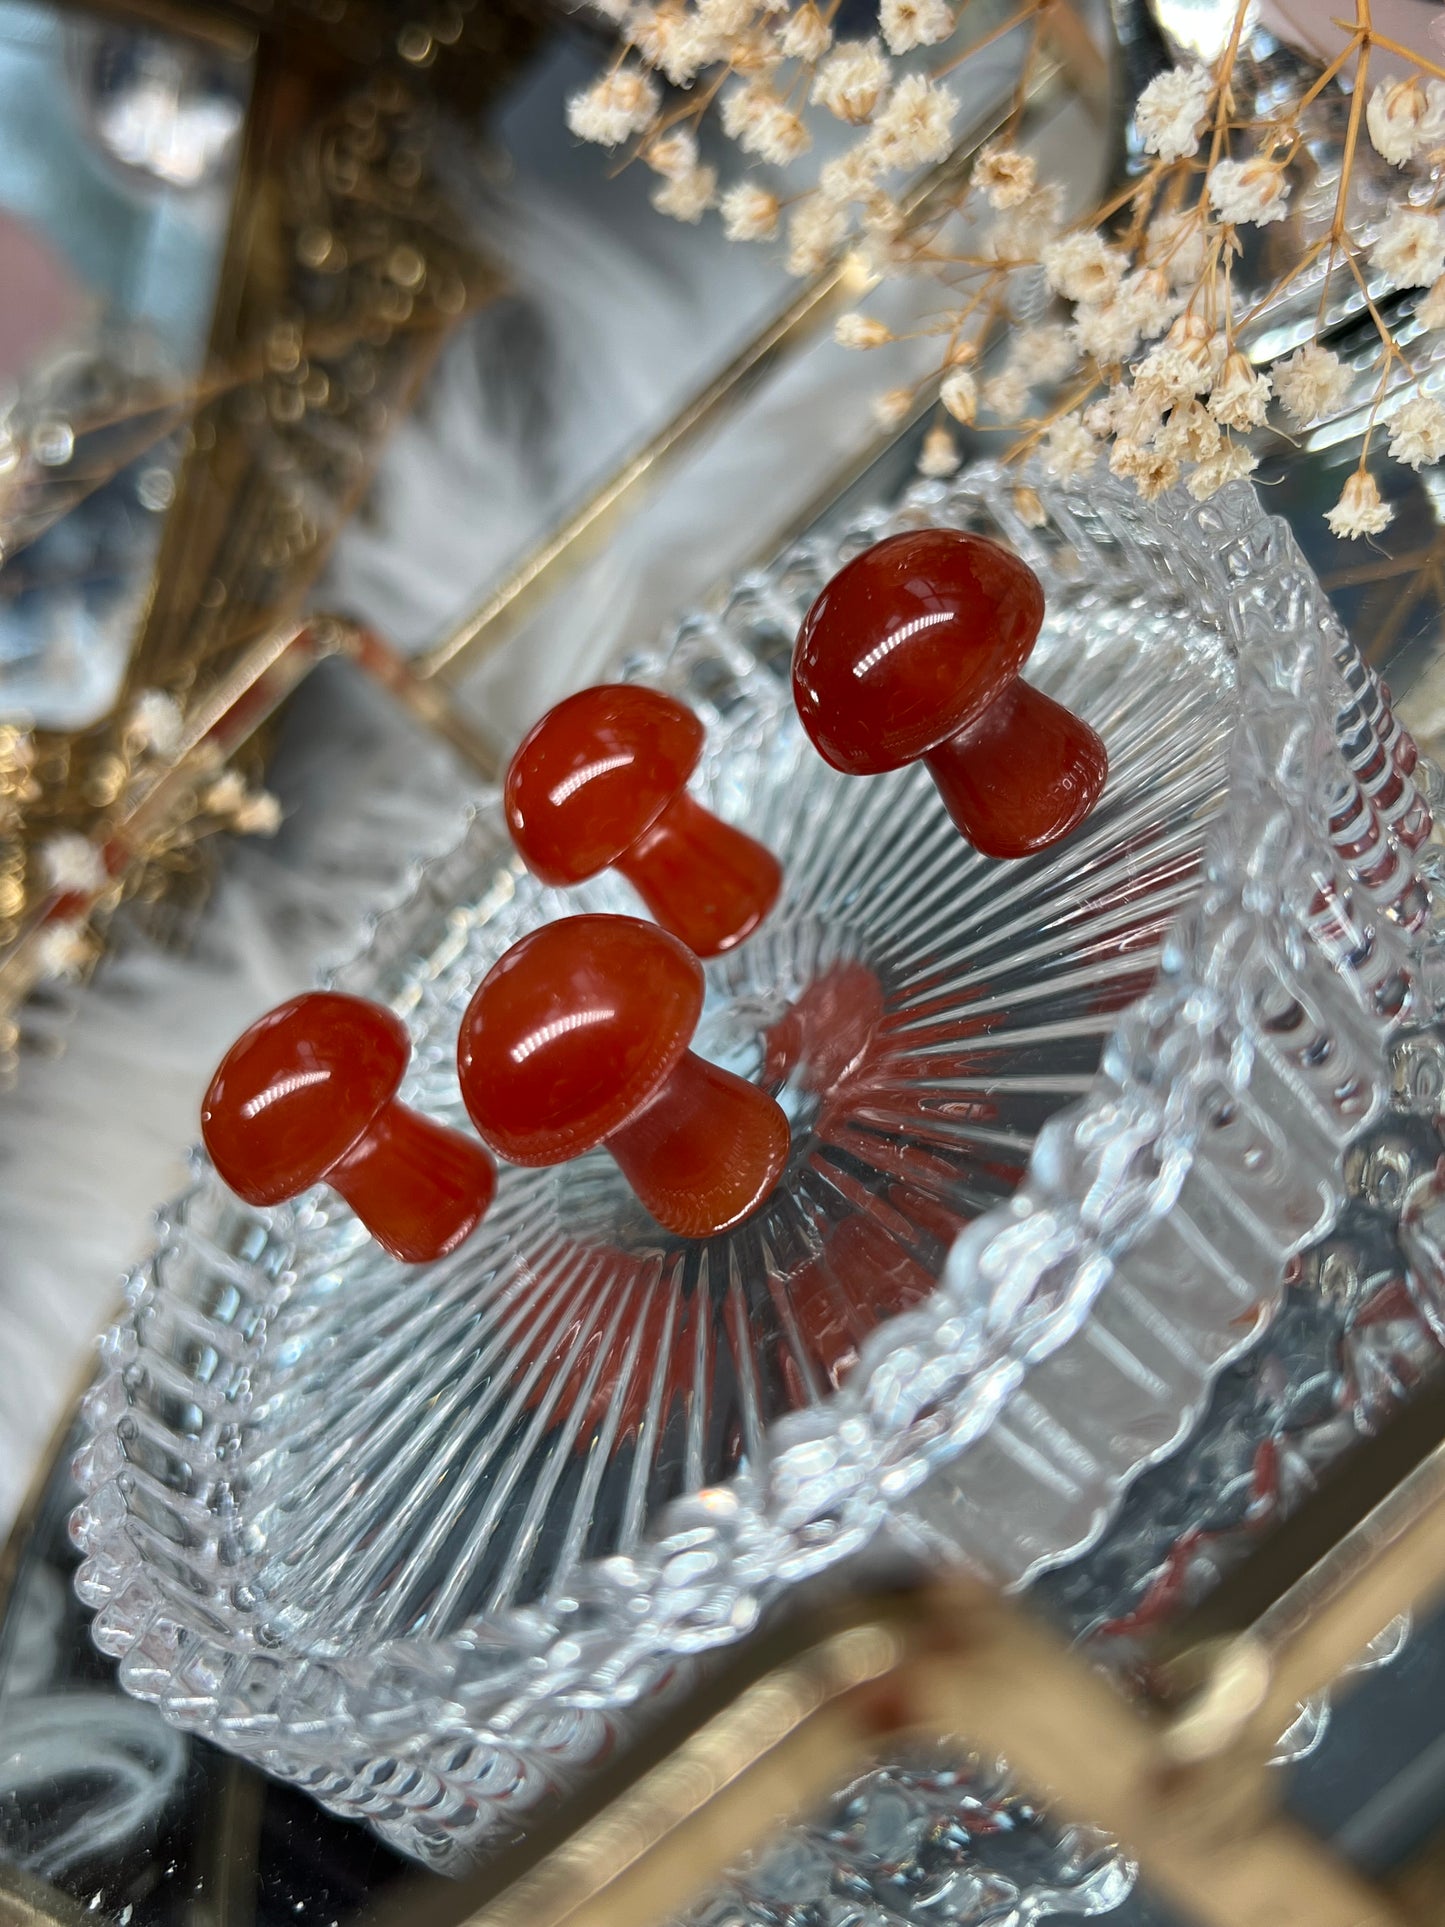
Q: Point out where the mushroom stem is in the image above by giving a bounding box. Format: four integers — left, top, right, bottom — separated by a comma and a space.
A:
604, 1049, 790, 1238
327, 1101, 497, 1264
616, 789, 782, 958
923, 677, 1109, 861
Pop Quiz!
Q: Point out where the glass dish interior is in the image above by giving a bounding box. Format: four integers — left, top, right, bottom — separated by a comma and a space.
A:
71, 468, 1430, 1869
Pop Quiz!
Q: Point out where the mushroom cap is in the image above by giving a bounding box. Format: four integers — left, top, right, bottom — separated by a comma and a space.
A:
792, 529, 1045, 776
202, 991, 407, 1206
505, 684, 705, 887
458, 914, 704, 1166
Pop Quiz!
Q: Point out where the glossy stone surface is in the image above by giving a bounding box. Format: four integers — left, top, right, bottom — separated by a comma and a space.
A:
458, 913, 789, 1236
505, 683, 781, 956
793, 528, 1108, 858
201, 990, 495, 1264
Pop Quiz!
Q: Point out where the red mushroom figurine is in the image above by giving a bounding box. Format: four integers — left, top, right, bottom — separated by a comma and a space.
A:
504, 684, 782, 957
792, 528, 1108, 860
201, 991, 496, 1264
457, 913, 790, 1238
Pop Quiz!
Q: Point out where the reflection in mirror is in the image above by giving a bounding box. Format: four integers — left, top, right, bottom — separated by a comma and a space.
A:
0, 1, 250, 728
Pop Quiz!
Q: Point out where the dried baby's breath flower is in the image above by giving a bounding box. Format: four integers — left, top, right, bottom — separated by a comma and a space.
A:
835, 313, 893, 348
202, 770, 248, 815
980, 182, 1064, 262
1013, 324, 1073, 384
645, 128, 699, 178
721, 81, 811, 163
1072, 298, 1142, 365
1043, 230, 1125, 303
1042, 414, 1097, 481
982, 367, 1030, 419
566, 67, 660, 147
974, 145, 1036, 210
1187, 435, 1258, 499
720, 181, 780, 241
1146, 208, 1210, 290
40, 832, 107, 895
882, 0, 953, 54
873, 386, 915, 427
1082, 395, 1115, 438
779, 4, 831, 60
652, 163, 718, 222
1012, 485, 1047, 527
1207, 155, 1290, 227
1106, 379, 1167, 443
1387, 393, 1445, 468
1208, 351, 1272, 429
1115, 267, 1182, 343
1135, 326, 1221, 404
819, 141, 882, 205
1366, 75, 1440, 166
786, 192, 849, 274
870, 74, 958, 170
812, 39, 891, 123
1154, 398, 1220, 463
630, 3, 711, 83
1419, 276, 1445, 329
1273, 342, 1351, 425
940, 368, 978, 424
918, 423, 960, 476
1134, 63, 1211, 162
1110, 438, 1180, 501
697, 0, 756, 38
1325, 469, 1393, 538
124, 688, 184, 758
1373, 205, 1445, 292
232, 790, 283, 836
34, 918, 93, 982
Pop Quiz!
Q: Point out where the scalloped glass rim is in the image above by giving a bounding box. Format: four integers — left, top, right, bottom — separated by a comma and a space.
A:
70, 465, 1431, 1869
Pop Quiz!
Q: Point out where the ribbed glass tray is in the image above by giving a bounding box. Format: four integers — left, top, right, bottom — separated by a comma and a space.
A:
70, 467, 1436, 1873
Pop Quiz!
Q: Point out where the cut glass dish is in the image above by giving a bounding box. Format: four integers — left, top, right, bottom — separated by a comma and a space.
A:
70, 466, 1438, 1874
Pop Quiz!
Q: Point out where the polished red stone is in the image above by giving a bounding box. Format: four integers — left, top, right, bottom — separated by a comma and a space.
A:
793, 528, 1108, 859
458, 913, 789, 1237
201, 990, 495, 1265
505, 683, 782, 957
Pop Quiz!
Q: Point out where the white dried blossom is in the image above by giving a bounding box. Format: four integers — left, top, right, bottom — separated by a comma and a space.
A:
1135, 326, 1222, 404
860, 193, 906, 241
1325, 470, 1393, 539
630, 5, 711, 83
779, 3, 831, 59
980, 182, 1064, 262
974, 145, 1036, 210
1154, 398, 1221, 464
1387, 394, 1445, 468
1105, 380, 1166, 443
982, 367, 1029, 419
918, 423, 960, 476
202, 770, 247, 815
1042, 230, 1126, 303
232, 790, 283, 836
940, 368, 978, 424
869, 74, 957, 169
1135, 63, 1211, 162
1273, 342, 1351, 426
40, 832, 107, 895
1420, 276, 1445, 330
1115, 266, 1182, 343
644, 129, 699, 178
1187, 436, 1258, 499
812, 39, 890, 123
1041, 414, 1097, 482
566, 67, 660, 147
34, 918, 92, 982
819, 142, 882, 205
652, 163, 718, 222
1147, 209, 1210, 290
1013, 324, 1073, 384
873, 386, 914, 427
787, 193, 849, 274
834, 313, 893, 348
720, 181, 780, 241
881, 0, 953, 54
722, 81, 811, 162
1372, 205, 1445, 292
698, 0, 756, 36
1207, 156, 1290, 227
125, 688, 183, 758
1110, 438, 1181, 501
1208, 351, 1272, 430
1072, 299, 1142, 365
1082, 395, 1115, 438
1366, 76, 1439, 167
